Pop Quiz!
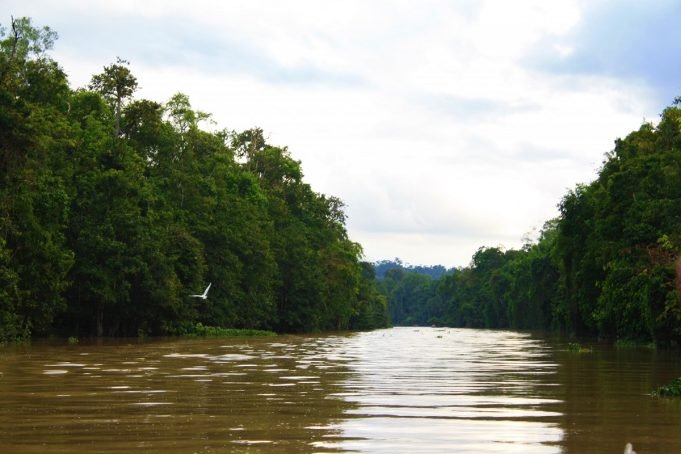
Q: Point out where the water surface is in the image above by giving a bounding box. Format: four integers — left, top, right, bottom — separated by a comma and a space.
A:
1, 327, 680, 452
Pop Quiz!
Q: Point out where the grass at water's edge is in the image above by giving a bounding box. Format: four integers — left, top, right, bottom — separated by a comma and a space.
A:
566, 342, 593, 353
184, 323, 276, 338
1, 323, 277, 347
654, 377, 681, 397
614, 339, 657, 349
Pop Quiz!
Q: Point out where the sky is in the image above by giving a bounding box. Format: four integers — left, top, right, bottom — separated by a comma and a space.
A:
4, 0, 681, 268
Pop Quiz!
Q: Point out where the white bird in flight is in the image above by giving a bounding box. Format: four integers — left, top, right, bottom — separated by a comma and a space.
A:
190, 283, 211, 299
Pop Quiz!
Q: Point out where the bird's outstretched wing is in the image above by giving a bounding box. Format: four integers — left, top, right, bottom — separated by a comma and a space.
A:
189, 283, 212, 298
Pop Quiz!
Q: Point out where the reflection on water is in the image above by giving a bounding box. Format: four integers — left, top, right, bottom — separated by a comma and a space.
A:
317, 328, 563, 453
1, 327, 681, 452
0, 335, 355, 453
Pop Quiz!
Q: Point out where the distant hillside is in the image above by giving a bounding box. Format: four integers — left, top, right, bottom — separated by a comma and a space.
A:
373, 259, 455, 280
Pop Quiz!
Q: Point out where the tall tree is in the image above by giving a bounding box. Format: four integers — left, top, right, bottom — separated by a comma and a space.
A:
0, 17, 73, 340
89, 57, 137, 137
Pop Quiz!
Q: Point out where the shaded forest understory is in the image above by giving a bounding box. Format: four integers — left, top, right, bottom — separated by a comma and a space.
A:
4, 18, 681, 347
0, 18, 389, 341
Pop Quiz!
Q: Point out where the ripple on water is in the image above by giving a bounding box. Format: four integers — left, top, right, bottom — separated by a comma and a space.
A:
163, 353, 209, 359
209, 372, 247, 377
231, 440, 273, 446
0, 327, 676, 453
45, 363, 86, 367
212, 353, 255, 362
312, 328, 566, 453
129, 402, 173, 406
279, 375, 319, 380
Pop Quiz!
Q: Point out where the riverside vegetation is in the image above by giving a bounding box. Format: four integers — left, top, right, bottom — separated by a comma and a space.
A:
377, 103, 681, 348
0, 17, 390, 342
4, 16, 681, 351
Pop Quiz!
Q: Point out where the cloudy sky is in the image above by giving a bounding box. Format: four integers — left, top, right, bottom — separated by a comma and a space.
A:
5, 0, 681, 267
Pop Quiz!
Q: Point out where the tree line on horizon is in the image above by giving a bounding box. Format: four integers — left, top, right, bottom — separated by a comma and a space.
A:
0, 17, 389, 342
379, 101, 681, 347
372, 259, 454, 280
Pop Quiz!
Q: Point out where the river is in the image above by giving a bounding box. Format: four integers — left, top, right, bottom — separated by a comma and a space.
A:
1, 327, 680, 453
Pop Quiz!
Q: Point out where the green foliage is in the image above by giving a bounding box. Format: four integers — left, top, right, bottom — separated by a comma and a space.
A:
185, 323, 276, 338
351, 262, 390, 330
566, 342, 592, 353
0, 17, 389, 341
551, 107, 681, 345
373, 259, 453, 280
379, 268, 444, 326
89, 57, 137, 136
613, 339, 656, 349
0, 17, 74, 340
375, 102, 681, 348
655, 378, 681, 397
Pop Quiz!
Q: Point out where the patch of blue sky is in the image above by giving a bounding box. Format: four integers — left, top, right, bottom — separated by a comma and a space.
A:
525, 0, 681, 109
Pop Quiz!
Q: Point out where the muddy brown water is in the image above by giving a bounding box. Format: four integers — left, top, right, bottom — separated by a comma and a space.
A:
1, 327, 680, 453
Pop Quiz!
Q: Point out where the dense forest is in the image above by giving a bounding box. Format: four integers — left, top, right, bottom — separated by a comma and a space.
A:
373, 259, 454, 280
0, 18, 390, 342
380, 100, 681, 346
5, 17, 681, 348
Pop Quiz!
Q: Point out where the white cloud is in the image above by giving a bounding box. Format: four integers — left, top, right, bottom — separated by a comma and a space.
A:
4, 0, 665, 266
